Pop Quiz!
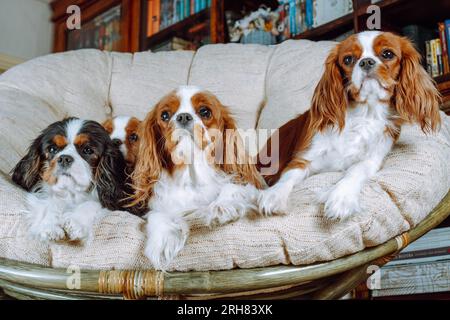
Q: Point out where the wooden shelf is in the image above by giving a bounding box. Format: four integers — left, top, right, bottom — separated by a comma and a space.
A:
435, 73, 450, 85
294, 13, 354, 41
144, 9, 210, 49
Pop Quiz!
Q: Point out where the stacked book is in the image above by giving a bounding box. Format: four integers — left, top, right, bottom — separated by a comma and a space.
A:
425, 20, 450, 78
147, 0, 211, 36
151, 36, 199, 52
368, 227, 450, 298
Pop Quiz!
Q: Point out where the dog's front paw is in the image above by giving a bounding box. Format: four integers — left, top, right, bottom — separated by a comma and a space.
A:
63, 218, 90, 242
206, 203, 242, 227
323, 186, 361, 220
144, 219, 188, 270
31, 223, 66, 243
257, 186, 290, 216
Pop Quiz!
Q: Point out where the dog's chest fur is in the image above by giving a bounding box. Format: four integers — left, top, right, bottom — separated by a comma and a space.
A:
306, 83, 392, 173
149, 139, 230, 213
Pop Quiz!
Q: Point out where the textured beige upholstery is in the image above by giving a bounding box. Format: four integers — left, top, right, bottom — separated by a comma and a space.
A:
0, 41, 449, 271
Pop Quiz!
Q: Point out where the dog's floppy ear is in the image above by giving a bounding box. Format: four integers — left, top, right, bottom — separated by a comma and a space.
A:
394, 36, 441, 133
220, 107, 266, 190
129, 109, 166, 208
11, 134, 44, 191
95, 142, 127, 211
310, 45, 347, 131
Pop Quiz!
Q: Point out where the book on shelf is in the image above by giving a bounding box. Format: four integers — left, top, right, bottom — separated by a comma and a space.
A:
147, 0, 211, 37
151, 36, 198, 52
438, 22, 450, 74
277, 0, 353, 38
364, 227, 450, 298
423, 19, 450, 78
312, 0, 353, 28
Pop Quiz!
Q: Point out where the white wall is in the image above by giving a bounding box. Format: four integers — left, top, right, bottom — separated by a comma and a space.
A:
0, 0, 53, 61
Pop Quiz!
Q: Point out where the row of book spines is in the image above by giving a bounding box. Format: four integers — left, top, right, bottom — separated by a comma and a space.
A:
147, 0, 211, 37
281, 0, 353, 37
177, 0, 211, 22
371, 285, 450, 297
362, 260, 450, 297
426, 21, 450, 78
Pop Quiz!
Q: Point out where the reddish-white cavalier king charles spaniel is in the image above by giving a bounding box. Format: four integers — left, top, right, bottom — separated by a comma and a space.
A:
131, 85, 266, 269
102, 115, 141, 170
258, 31, 441, 220
12, 117, 127, 242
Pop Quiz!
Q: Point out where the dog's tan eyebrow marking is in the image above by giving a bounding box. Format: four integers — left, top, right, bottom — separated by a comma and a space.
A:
52, 135, 67, 148
74, 133, 89, 146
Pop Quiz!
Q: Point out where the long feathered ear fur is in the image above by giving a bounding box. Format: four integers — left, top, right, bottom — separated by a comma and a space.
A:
11, 134, 44, 191
310, 46, 347, 131
129, 110, 165, 207
95, 143, 127, 211
220, 108, 267, 189
394, 37, 441, 133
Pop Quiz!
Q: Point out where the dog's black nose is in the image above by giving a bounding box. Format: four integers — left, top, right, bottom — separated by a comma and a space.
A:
112, 138, 122, 147
176, 113, 193, 125
359, 58, 376, 71
58, 155, 74, 168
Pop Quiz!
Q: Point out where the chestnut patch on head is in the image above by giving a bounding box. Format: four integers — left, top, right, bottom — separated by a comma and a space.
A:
102, 119, 113, 134
52, 135, 67, 149
156, 93, 180, 127
191, 92, 222, 129
371, 33, 402, 85
336, 35, 362, 74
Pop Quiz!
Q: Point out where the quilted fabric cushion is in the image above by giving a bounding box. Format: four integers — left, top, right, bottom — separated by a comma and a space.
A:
189, 43, 274, 129
258, 39, 337, 130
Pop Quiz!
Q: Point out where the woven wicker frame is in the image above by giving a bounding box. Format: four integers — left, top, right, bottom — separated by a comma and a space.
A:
1, 190, 449, 300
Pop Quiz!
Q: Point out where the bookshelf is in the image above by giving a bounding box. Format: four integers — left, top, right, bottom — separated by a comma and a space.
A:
134, 0, 450, 111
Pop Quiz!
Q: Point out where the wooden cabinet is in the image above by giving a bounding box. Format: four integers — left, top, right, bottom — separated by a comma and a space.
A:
51, 0, 141, 53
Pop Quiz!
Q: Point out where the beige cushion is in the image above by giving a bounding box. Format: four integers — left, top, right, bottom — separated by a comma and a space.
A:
189, 43, 274, 129
258, 39, 337, 130
109, 50, 195, 120
0, 43, 449, 272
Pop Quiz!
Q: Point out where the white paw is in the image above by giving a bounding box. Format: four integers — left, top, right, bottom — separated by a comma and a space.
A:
32, 224, 66, 243
63, 218, 90, 242
257, 186, 290, 216
323, 186, 361, 220
206, 202, 246, 227
144, 219, 188, 270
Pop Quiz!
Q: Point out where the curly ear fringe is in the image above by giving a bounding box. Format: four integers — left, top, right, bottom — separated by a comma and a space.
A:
220, 108, 267, 190
11, 134, 44, 191
128, 110, 164, 208
394, 37, 441, 134
95, 145, 127, 211
310, 46, 347, 132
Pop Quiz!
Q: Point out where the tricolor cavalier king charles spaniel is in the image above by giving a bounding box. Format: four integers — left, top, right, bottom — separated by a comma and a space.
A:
258, 31, 441, 220
12, 117, 127, 242
131, 86, 266, 269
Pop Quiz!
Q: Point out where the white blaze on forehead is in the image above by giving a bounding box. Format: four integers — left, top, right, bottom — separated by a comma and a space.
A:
175, 85, 201, 115
110, 116, 131, 142
65, 118, 85, 144
357, 31, 381, 60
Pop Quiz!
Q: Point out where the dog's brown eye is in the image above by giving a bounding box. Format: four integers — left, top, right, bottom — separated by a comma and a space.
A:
161, 111, 171, 122
381, 50, 395, 60
48, 145, 58, 154
198, 106, 211, 119
128, 133, 138, 142
343, 55, 354, 65
83, 146, 93, 155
